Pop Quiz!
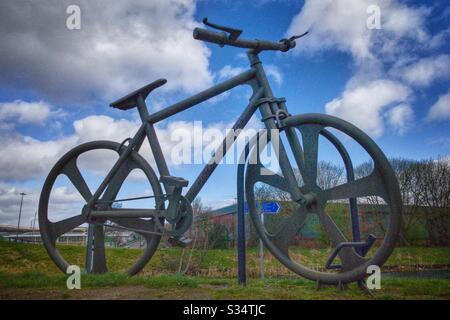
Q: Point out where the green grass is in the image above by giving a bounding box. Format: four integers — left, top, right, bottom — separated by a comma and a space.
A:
1, 241, 448, 276
0, 241, 448, 299
0, 271, 448, 300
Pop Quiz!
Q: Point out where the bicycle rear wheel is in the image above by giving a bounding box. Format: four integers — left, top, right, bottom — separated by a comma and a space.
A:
39, 140, 164, 275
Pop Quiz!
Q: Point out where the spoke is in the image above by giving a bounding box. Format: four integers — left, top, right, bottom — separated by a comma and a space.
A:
284, 127, 305, 173
109, 217, 158, 241
324, 170, 386, 201
62, 159, 92, 202
91, 224, 107, 273
299, 125, 322, 188
317, 208, 366, 270
249, 162, 290, 193
101, 160, 137, 203
268, 206, 308, 256
50, 214, 86, 243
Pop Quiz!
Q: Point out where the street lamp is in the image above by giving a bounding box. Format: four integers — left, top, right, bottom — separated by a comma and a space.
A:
16, 192, 26, 242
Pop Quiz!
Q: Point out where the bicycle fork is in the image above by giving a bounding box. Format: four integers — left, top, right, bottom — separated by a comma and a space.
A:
248, 50, 315, 206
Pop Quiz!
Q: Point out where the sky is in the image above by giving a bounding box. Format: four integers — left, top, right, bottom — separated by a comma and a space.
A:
0, 0, 449, 227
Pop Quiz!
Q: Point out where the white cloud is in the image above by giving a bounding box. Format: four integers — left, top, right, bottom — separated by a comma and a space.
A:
0, 100, 58, 124
386, 103, 413, 135
218, 64, 282, 85
73, 115, 139, 145
0, 184, 38, 226
0, 182, 83, 226
286, 0, 450, 134
0, 110, 262, 181
265, 65, 283, 86
0, 114, 146, 181
0, 133, 77, 181
427, 90, 450, 122
399, 55, 450, 87
429, 28, 450, 50
218, 65, 246, 80
0, 0, 213, 104
325, 79, 411, 137
287, 0, 429, 61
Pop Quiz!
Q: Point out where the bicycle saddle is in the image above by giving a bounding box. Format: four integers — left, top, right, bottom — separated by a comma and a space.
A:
110, 78, 167, 110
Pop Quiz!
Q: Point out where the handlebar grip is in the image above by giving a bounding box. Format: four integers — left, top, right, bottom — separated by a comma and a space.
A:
193, 28, 228, 46
193, 27, 293, 52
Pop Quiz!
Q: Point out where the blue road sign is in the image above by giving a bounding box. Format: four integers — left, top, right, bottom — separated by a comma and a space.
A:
243, 201, 281, 214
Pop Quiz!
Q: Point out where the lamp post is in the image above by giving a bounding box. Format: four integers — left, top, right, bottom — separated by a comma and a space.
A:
16, 192, 26, 242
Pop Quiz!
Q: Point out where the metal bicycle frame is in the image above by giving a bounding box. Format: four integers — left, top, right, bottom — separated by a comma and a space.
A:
86, 50, 307, 217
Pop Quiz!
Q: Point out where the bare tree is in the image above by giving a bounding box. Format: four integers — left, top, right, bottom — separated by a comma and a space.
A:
390, 158, 423, 245
355, 160, 387, 236
416, 158, 450, 246
178, 197, 213, 274
254, 161, 344, 201
317, 161, 344, 190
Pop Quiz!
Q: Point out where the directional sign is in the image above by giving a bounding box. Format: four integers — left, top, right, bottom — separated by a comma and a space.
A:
243, 201, 281, 214
261, 202, 280, 213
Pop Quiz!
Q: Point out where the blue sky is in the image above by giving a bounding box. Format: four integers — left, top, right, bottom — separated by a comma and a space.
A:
0, 0, 449, 226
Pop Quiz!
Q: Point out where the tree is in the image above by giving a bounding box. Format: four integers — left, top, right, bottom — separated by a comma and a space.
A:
317, 161, 344, 191
177, 198, 213, 274
390, 158, 423, 245
416, 158, 450, 246
355, 160, 388, 237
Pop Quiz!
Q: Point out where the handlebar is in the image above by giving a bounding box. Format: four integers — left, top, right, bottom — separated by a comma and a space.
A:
193, 27, 296, 52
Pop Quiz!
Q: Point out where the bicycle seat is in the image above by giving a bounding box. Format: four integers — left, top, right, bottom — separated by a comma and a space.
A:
110, 79, 167, 110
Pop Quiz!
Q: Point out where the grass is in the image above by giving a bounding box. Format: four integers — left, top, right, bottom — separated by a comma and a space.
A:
1, 241, 448, 275
0, 271, 448, 300
0, 241, 448, 299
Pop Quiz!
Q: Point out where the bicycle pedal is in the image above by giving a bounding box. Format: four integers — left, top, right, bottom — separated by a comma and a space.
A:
168, 236, 192, 248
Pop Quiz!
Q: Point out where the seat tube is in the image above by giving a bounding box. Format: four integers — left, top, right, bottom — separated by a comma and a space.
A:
248, 51, 305, 203
136, 95, 173, 194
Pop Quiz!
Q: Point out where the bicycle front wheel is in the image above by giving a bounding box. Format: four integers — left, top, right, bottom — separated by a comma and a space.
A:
245, 114, 402, 284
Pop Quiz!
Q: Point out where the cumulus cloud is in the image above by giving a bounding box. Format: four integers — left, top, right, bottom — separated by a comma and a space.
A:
399, 55, 450, 87
0, 100, 59, 125
386, 103, 413, 135
286, 0, 429, 62
0, 110, 263, 181
218, 64, 282, 85
325, 79, 411, 137
0, 182, 83, 226
0, 114, 152, 182
285, 0, 450, 134
265, 65, 283, 86
0, 184, 38, 226
427, 90, 450, 121
0, 133, 77, 181
218, 65, 246, 80
0, 0, 213, 104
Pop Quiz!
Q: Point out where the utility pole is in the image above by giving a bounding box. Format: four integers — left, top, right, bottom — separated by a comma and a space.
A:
16, 192, 26, 242
32, 211, 38, 243
32, 211, 37, 230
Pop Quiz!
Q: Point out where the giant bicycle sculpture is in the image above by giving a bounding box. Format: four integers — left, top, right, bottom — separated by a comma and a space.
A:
39, 19, 402, 285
